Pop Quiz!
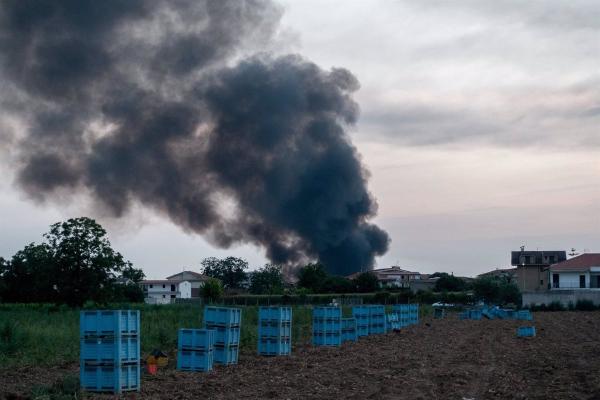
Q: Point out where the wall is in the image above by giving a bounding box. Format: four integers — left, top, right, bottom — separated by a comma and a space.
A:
522, 290, 600, 307
516, 266, 548, 292
555, 272, 588, 289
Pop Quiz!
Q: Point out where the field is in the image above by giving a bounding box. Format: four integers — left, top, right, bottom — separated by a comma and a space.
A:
1, 308, 600, 399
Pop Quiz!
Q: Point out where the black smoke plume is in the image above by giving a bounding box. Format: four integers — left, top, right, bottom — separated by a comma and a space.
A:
0, 0, 389, 275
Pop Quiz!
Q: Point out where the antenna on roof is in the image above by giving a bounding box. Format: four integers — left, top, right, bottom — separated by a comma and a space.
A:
568, 248, 579, 257
520, 245, 525, 252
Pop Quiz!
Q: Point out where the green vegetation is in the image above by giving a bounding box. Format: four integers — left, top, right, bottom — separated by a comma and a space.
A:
0, 217, 144, 305
249, 264, 285, 295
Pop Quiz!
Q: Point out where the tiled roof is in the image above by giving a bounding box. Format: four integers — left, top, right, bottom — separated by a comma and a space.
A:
550, 254, 600, 272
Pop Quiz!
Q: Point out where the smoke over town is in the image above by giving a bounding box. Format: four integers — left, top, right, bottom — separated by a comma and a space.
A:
0, 0, 389, 275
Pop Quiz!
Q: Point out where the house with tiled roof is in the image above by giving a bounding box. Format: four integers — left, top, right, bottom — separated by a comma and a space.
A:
549, 254, 600, 290
347, 266, 422, 288
141, 270, 211, 304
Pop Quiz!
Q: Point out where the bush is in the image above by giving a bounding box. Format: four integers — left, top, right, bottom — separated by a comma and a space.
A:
547, 301, 565, 311
575, 299, 596, 311
0, 321, 27, 357
201, 278, 224, 303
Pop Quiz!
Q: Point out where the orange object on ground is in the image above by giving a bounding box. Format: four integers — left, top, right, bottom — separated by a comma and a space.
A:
147, 363, 158, 375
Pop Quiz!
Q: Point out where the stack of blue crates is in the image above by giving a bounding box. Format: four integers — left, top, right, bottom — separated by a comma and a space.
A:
312, 306, 342, 346
408, 304, 419, 325
368, 305, 386, 334
515, 310, 533, 321
341, 318, 357, 342
177, 329, 215, 371
352, 306, 371, 337
386, 313, 400, 331
203, 306, 241, 365
517, 326, 536, 337
392, 304, 410, 328
80, 310, 140, 394
258, 306, 292, 356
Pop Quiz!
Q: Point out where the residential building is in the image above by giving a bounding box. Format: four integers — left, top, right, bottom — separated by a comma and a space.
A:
141, 270, 210, 304
348, 266, 422, 288
549, 253, 600, 290
511, 250, 567, 292
409, 277, 439, 293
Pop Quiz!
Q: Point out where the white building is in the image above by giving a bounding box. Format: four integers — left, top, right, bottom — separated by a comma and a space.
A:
348, 266, 422, 288
550, 254, 600, 290
141, 270, 210, 304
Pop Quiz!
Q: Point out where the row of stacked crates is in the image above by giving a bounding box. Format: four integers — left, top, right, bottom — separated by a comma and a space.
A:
177, 329, 215, 371
312, 306, 342, 346
258, 306, 292, 356
463, 307, 532, 321
351, 306, 371, 337
341, 318, 357, 342
350, 305, 388, 336
80, 310, 140, 393
203, 306, 241, 365
391, 304, 420, 327
386, 313, 400, 331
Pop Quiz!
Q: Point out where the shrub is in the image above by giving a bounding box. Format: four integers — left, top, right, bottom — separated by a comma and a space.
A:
201, 278, 224, 303
575, 299, 596, 311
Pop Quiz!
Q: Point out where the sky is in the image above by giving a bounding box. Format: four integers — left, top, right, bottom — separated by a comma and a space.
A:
0, 0, 598, 278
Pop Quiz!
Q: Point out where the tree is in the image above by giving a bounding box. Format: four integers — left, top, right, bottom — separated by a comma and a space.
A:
249, 264, 284, 295
201, 278, 224, 303
43, 217, 140, 305
432, 272, 467, 292
472, 276, 520, 305
321, 275, 355, 294
354, 272, 380, 293
1, 243, 55, 303
200, 257, 248, 289
297, 263, 328, 293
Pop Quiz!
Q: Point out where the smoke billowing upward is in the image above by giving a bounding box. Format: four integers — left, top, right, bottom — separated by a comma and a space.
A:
0, 0, 389, 275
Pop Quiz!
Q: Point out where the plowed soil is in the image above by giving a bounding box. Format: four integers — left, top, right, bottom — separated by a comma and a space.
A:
2, 311, 600, 400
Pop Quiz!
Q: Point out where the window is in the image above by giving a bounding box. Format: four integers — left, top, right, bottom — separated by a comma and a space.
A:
162, 284, 166, 288
149, 284, 153, 289
552, 274, 559, 288
162, 295, 166, 298
170, 295, 176, 299
540, 280, 543, 285
579, 275, 586, 288
171, 285, 176, 292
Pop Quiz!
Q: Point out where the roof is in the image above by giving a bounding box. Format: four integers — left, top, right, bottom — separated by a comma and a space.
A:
550, 254, 600, 272
477, 267, 517, 278
511, 250, 567, 266
346, 266, 420, 280
165, 271, 210, 281
141, 280, 174, 284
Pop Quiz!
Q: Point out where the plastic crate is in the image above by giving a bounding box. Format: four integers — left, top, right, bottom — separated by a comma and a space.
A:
515, 310, 533, 321
177, 349, 213, 371
80, 363, 140, 393
214, 345, 239, 365
517, 326, 536, 337
352, 306, 371, 316
313, 319, 342, 333
259, 320, 291, 339
178, 329, 215, 351
341, 318, 356, 330
258, 338, 291, 356
313, 307, 342, 320
313, 332, 342, 347
392, 304, 410, 314
80, 310, 139, 337
203, 307, 242, 327
204, 325, 240, 346
258, 307, 292, 322
80, 336, 140, 364
368, 323, 386, 335
356, 324, 369, 337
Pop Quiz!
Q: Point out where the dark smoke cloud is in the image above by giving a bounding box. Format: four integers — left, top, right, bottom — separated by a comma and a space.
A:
0, 0, 389, 275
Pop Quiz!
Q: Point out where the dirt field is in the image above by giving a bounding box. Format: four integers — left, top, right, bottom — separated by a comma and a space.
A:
2, 311, 600, 400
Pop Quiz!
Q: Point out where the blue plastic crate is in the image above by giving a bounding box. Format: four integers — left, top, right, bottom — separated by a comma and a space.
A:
313, 319, 342, 333
80, 363, 140, 393
386, 314, 399, 331
177, 349, 214, 371
517, 326, 536, 337
313, 332, 342, 347
204, 325, 240, 346
178, 329, 215, 351
356, 324, 369, 337
515, 310, 533, 321
392, 304, 410, 314
80, 336, 140, 364
258, 306, 292, 322
341, 318, 356, 330
368, 323, 386, 335
214, 345, 239, 365
204, 306, 242, 327
259, 320, 291, 339
342, 329, 357, 342
351, 306, 371, 316
258, 338, 291, 356
313, 307, 342, 320
368, 305, 385, 317
80, 310, 139, 337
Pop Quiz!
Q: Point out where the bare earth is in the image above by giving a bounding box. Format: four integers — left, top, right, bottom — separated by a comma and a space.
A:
2, 311, 600, 400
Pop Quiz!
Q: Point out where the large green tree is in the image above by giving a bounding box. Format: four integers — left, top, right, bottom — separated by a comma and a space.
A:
432, 272, 468, 292
297, 263, 328, 293
354, 271, 380, 293
200, 257, 248, 289
249, 264, 285, 295
0, 217, 144, 305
